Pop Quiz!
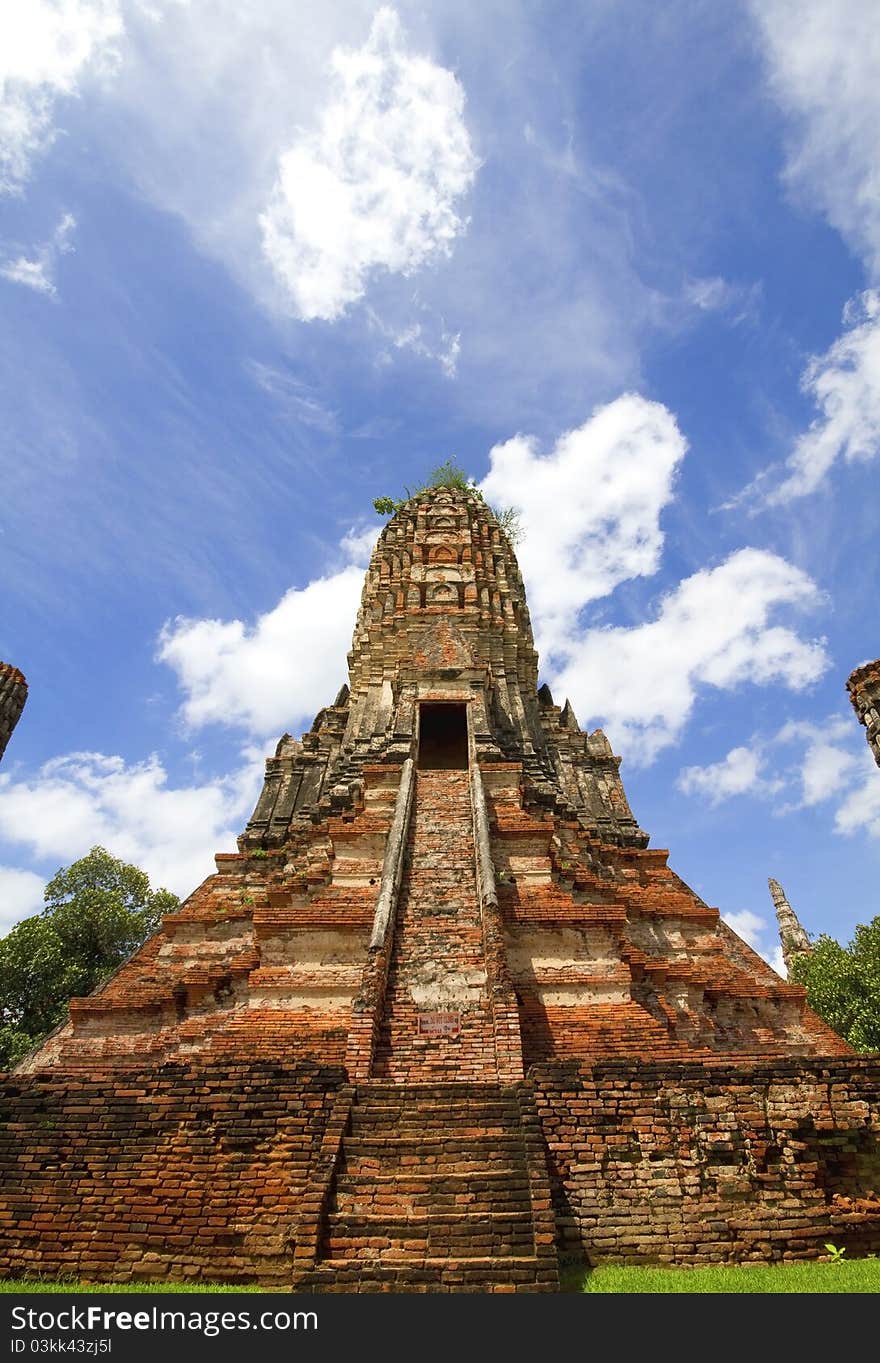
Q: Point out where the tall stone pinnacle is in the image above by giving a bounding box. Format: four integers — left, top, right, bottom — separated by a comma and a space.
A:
769, 877, 812, 974
0, 661, 27, 764
847, 659, 880, 769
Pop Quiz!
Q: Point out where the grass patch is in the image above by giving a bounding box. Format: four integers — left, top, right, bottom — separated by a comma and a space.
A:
560, 1258, 880, 1293
4, 1260, 879, 1294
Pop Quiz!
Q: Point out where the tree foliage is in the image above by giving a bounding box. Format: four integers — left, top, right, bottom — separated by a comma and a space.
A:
373, 460, 523, 543
0, 846, 178, 1068
789, 916, 880, 1052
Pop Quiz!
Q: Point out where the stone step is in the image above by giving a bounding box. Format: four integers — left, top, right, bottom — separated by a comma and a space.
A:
322, 1211, 536, 1260
348, 1117, 517, 1140
331, 1184, 532, 1217
339, 1139, 527, 1174
356, 1082, 514, 1098
349, 1100, 518, 1123
333, 1167, 530, 1192
299, 1256, 557, 1292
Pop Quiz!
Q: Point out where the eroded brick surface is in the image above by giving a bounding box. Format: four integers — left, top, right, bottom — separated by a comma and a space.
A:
533, 1057, 880, 1264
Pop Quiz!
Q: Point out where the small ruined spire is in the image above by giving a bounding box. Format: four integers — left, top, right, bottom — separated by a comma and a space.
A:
0, 661, 27, 764
847, 658, 880, 769
769, 877, 812, 974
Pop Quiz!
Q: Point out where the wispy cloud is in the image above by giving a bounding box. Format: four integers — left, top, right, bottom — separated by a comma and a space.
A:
682, 275, 762, 325
0, 210, 76, 297
742, 3, 880, 504
751, 0, 880, 276
0, 0, 121, 194
246, 360, 338, 433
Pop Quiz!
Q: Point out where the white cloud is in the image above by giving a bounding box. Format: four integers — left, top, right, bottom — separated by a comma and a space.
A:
722, 908, 786, 977
751, 0, 880, 275
0, 210, 76, 297
0, 866, 46, 937
0, 749, 262, 901
259, 7, 478, 321
767, 291, 880, 502
480, 394, 687, 662
547, 549, 827, 764
158, 563, 366, 737
677, 715, 878, 838
774, 715, 859, 807
678, 745, 782, 806
0, 0, 122, 193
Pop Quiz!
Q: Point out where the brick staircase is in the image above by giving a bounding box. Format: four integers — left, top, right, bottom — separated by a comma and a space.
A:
298, 1081, 559, 1292
372, 770, 498, 1081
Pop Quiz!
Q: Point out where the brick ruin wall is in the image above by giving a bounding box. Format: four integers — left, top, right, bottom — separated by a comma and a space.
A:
533, 1057, 880, 1266
2, 1057, 878, 1283
0, 1062, 348, 1286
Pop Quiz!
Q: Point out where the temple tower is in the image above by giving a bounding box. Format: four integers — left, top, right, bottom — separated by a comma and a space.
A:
769, 877, 812, 975
8, 486, 873, 1292
21, 486, 844, 1074
0, 662, 27, 764
847, 659, 880, 768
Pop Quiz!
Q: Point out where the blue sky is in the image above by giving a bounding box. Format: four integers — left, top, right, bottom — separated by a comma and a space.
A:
1, 1, 879, 975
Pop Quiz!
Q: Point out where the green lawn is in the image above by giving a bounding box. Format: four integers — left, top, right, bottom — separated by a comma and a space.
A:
561, 1259, 880, 1293
2, 1259, 878, 1294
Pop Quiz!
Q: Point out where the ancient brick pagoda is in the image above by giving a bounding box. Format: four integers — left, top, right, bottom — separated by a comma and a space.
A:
2, 486, 879, 1290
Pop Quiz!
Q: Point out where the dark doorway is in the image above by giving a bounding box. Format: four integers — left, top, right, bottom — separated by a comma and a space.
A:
418, 703, 469, 769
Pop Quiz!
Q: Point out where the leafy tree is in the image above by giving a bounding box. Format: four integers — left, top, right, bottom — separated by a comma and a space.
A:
789, 916, 880, 1051
0, 846, 177, 1068
373, 461, 523, 543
